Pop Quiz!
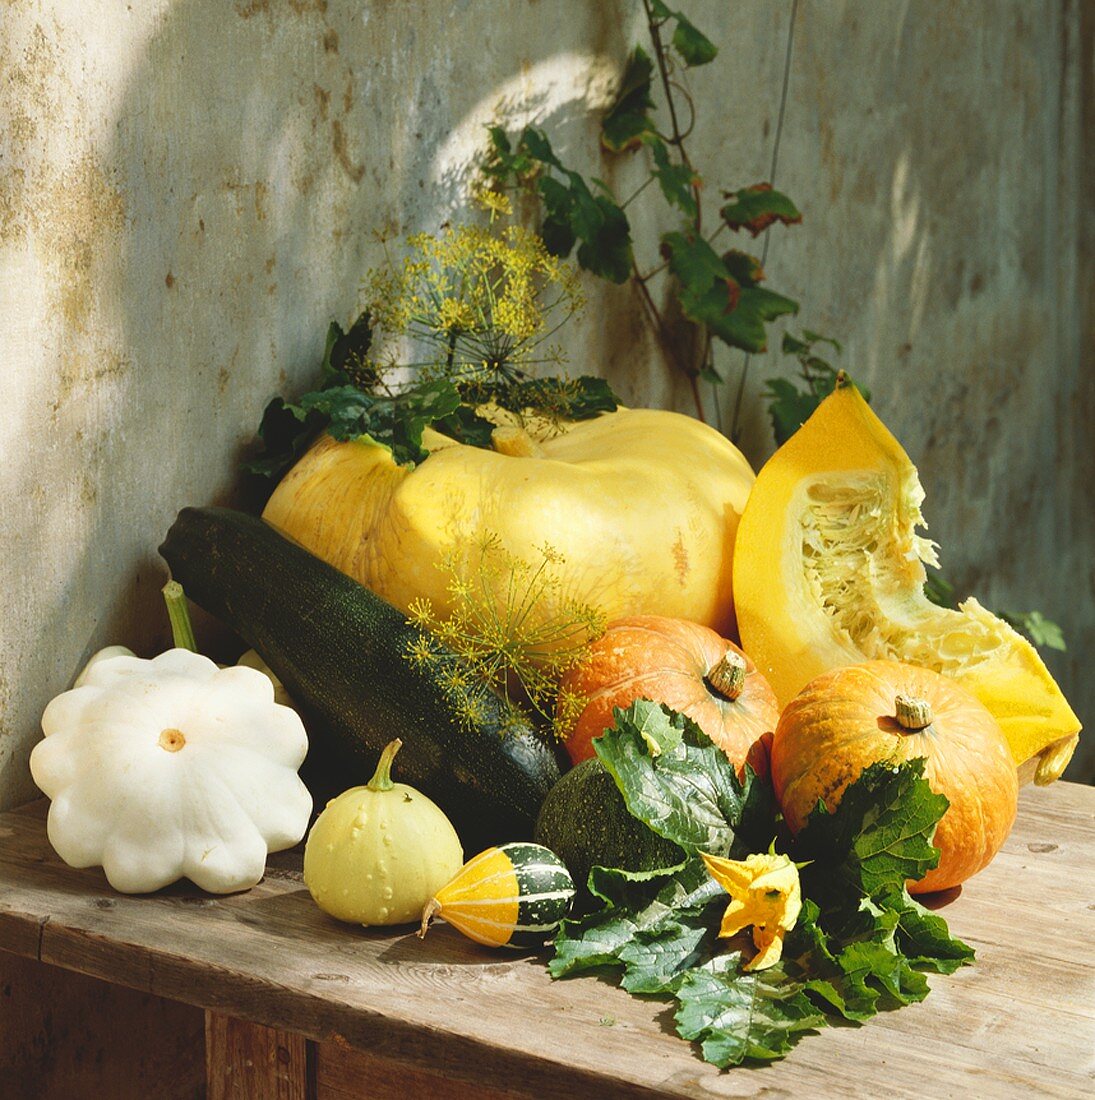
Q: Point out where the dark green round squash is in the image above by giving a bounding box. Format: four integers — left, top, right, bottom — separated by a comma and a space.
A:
534, 758, 683, 899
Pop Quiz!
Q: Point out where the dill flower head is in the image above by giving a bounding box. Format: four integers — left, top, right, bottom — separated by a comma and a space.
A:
402, 532, 605, 739
362, 217, 583, 397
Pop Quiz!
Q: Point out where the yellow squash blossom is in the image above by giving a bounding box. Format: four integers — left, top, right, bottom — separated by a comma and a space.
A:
701, 851, 803, 972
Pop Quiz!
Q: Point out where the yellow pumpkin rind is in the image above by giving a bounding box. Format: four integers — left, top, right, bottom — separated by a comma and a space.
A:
733, 384, 1080, 778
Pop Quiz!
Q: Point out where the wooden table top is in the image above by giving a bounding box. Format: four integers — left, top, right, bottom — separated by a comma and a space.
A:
1, 785, 1093, 1099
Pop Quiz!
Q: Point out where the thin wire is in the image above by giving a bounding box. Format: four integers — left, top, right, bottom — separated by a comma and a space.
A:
725, 0, 799, 443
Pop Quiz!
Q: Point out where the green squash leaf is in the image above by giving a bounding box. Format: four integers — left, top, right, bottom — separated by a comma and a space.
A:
551, 715, 973, 1070
551, 857, 722, 990
593, 700, 774, 857
795, 758, 948, 899
876, 887, 975, 973
675, 954, 825, 1066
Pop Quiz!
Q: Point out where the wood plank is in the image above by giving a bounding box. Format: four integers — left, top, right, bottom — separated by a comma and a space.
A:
0, 785, 1091, 1097
0, 952, 205, 1100
206, 1012, 311, 1100
315, 1041, 521, 1100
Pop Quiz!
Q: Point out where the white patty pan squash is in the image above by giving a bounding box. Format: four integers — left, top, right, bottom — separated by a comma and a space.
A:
30, 648, 312, 894
263, 407, 755, 638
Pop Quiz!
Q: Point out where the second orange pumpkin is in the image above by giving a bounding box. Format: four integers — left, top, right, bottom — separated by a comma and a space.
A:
560, 616, 779, 776
771, 660, 1019, 893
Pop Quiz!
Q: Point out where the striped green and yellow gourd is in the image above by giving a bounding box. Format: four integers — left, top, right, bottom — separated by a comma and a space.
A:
419, 842, 575, 948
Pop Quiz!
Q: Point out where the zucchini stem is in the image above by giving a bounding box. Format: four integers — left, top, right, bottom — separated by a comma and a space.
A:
162, 580, 198, 652
368, 738, 403, 791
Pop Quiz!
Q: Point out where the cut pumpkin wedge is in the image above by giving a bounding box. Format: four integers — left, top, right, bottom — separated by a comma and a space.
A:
733, 381, 1080, 784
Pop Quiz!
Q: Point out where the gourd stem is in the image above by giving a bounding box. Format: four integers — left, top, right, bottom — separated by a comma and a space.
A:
418, 897, 441, 939
162, 581, 198, 652
367, 738, 403, 791
491, 425, 542, 458
708, 650, 746, 701
894, 694, 932, 731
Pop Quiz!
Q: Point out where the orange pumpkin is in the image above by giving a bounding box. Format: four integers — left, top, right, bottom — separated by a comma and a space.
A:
771, 660, 1018, 893
560, 616, 779, 777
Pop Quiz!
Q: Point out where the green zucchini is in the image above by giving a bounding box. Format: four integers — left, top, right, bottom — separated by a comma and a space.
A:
159, 507, 560, 850
534, 757, 683, 901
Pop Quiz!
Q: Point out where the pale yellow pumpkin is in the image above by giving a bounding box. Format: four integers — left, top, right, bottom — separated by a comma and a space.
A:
263, 407, 755, 639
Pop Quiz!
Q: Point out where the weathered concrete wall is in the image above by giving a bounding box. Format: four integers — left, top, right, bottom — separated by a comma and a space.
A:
0, 0, 1090, 811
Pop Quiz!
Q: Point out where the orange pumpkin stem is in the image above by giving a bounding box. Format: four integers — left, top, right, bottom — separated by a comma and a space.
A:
708, 650, 747, 701
894, 694, 933, 731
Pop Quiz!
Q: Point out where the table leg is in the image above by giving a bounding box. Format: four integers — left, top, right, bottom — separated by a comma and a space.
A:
205, 1011, 313, 1099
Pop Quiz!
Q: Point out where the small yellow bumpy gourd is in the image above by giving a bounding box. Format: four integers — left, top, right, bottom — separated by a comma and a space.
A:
303, 739, 463, 926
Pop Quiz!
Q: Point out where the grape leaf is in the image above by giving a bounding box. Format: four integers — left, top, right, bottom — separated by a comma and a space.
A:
675, 954, 825, 1066
764, 330, 870, 446
650, 138, 699, 217
649, 1, 719, 68
1000, 609, 1066, 652
662, 232, 798, 353
720, 183, 802, 236
593, 700, 775, 857
490, 127, 634, 283
601, 47, 656, 152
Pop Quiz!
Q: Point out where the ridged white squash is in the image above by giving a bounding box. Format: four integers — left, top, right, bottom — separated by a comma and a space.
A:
30, 648, 312, 894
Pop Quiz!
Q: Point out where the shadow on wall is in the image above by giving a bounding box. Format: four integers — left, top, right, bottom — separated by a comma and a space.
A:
2, 0, 668, 806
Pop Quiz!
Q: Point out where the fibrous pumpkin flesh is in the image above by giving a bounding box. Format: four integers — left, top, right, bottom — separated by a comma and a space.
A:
263, 407, 754, 642
732, 383, 1080, 783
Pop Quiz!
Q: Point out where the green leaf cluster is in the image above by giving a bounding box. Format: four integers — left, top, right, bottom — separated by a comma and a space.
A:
663, 233, 798, 354
245, 315, 620, 477
549, 702, 973, 1068
483, 5, 804, 371
762, 330, 870, 446
485, 127, 633, 283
